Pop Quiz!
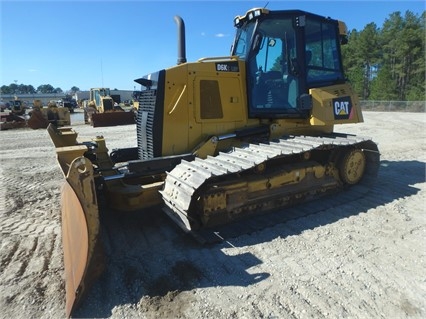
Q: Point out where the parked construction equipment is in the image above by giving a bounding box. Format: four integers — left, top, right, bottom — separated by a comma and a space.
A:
26, 100, 71, 129
1, 99, 71, 130
84, 88, 136, 127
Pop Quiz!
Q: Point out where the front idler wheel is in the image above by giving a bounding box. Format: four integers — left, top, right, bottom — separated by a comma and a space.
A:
339, 148, 366, 185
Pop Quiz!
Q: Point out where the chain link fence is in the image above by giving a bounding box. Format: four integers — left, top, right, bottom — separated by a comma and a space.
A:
360, 100, 425, 112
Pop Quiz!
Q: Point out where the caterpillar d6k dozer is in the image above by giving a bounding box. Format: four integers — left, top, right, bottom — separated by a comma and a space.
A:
48, 8, 380, 317
84, 88, 136, 127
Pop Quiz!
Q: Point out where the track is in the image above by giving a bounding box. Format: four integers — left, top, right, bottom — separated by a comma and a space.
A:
161, 134, 380, 241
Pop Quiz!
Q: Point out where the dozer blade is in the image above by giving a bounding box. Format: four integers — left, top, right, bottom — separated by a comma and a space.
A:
91, 112, 135, 127
47, 124, 78, 148
61, 157, 104, 318
27, 110, 49, 129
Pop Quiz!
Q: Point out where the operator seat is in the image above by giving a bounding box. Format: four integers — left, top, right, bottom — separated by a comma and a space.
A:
262, 71, 285, 107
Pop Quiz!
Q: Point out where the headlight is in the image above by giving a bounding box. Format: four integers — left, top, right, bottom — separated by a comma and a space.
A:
234, 8, 269, 28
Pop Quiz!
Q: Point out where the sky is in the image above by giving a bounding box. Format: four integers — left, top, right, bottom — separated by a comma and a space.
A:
1, 0, 425, 92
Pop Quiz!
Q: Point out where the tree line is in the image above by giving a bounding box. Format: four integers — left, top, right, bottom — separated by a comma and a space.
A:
0, 84, 80, 95
341, 10, 425, 101
1, 10, 424, 101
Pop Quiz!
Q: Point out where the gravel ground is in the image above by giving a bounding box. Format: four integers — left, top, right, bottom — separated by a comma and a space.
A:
0, 111, 425, 319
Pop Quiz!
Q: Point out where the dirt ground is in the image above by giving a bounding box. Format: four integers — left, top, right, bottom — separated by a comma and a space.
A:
0, 111, 425, 319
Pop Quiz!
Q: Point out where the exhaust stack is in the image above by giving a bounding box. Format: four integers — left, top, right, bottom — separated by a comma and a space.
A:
174, 16, 187, 64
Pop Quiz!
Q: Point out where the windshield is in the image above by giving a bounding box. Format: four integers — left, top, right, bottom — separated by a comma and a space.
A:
232, 22, 256, 59
99, 88, 110, 96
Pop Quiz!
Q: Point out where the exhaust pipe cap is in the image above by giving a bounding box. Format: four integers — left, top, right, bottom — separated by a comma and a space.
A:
174, 16, 187, 65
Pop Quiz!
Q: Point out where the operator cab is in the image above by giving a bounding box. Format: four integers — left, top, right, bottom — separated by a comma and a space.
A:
232, 8, 347, 118
90, 88, 113, 111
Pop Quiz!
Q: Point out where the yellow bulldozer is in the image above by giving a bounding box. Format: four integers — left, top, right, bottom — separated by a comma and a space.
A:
48, 8, 380, 317
84, 87, 136, 127
27, 100, 71, 129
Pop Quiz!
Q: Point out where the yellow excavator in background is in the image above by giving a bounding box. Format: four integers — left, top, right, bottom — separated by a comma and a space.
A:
84, 87, 136, 127
48, 8, 380, 317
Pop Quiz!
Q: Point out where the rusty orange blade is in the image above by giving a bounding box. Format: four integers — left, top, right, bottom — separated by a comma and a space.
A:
61, 157, 104, 318
27, 110, 49, 129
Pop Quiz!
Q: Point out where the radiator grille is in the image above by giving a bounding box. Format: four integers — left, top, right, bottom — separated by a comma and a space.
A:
103, 98, 114, 111
137, 90, 157, 160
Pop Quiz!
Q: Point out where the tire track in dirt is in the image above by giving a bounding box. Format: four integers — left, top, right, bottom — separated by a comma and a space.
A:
0, 148, 61, 235
0, 239, 20, 272
0, 166, 6, 215
0, 231, 64, 319
1, 236, 38, 283
266, 239, 339, 318
0, 210, 60, 238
